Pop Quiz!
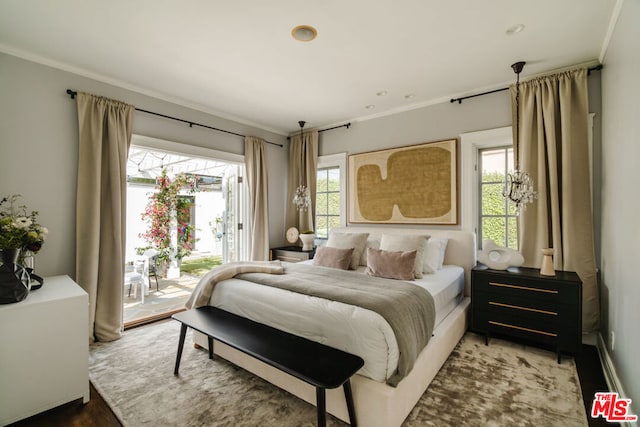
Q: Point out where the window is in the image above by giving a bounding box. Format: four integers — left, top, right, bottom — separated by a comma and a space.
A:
315, 153, 347, 239
479, 147, 518, 249
315, 167, 341, 239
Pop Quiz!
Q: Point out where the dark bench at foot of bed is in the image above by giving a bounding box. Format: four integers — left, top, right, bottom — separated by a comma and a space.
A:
172, 306, 364, 427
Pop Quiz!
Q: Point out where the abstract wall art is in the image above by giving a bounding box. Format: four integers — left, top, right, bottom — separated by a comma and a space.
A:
348, 139, 458, 224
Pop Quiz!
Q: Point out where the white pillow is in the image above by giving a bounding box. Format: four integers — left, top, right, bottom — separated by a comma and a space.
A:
326, 232, 369, 270
423, 237, 449, 273
359, 237, 381, 266
379, 234, 430, 279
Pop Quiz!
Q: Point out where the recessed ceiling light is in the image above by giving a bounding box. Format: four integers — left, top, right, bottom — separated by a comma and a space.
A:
376, 90, 388, 97
291, 25, 317, 42
404, 94, 416, 99
365, 104, 375, 110
506, 24, 525, 35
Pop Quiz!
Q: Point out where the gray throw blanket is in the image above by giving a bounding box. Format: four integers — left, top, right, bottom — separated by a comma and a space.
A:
185, 261, 285, 309
236, 263, 436, 386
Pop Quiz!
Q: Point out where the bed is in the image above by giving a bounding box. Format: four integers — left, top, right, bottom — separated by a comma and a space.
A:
191, 226, 476, 426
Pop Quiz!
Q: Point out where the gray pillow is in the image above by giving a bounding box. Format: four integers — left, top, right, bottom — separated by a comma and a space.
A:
365, 248, 417, 281
312, 246, 354, 270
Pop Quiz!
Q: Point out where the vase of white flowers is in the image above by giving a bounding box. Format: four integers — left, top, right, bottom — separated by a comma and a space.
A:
0, 195, 48, 303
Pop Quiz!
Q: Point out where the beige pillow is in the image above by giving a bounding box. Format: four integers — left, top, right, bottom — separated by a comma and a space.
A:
359, 237, 381, 266
423, 237, 449, 273
326, 232, 369, 270
312, 246, 354, 270
379, 234, 430, 278
365, 248, 417, 281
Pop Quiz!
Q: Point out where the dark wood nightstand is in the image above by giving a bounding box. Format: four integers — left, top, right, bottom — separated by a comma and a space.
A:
270, 246, 315, 262
471, 263, 582, 363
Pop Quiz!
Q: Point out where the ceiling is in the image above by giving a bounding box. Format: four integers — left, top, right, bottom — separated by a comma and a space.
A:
0, 1, 617, 135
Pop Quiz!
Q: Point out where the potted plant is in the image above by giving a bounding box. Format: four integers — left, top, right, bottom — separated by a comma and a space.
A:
299, 230, 315, 251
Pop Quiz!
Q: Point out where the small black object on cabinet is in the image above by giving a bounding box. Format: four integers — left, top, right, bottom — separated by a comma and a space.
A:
471, 264, 582, 363
270, 246, 316, 262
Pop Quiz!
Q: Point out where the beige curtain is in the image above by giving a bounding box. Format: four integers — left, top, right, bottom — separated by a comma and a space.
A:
244, 137, 270, 260
285, 129, 318, 233
515, 68, 599, 332
75, 92, 134, 342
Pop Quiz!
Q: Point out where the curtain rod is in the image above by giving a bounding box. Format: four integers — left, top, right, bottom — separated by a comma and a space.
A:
449, 64, 603, 104
65, 89, 283, 147
286, 122, 351, 140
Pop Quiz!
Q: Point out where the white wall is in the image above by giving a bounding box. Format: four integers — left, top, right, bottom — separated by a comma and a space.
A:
600, 0, 640, 414
0, 52, 288, 278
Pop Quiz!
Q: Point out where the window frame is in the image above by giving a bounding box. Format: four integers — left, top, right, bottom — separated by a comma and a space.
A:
459, 127, 512, 249
316, 153, 347, 239
478, 146, 518, 249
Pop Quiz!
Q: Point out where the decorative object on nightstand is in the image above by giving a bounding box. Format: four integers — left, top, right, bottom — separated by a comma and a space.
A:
286, 227, 300, 244
299, 230, 315, 251
471, 264, 582, 363
540, 248, 555, 276
477, 239, 524, 270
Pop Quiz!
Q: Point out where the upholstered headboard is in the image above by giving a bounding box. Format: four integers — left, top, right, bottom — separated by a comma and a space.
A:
330, 226, 477, 296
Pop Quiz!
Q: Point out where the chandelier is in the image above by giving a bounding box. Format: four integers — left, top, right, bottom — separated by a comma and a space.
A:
503, 61, 536, 215
293, 185, 311, 211
292, 120, 312, 211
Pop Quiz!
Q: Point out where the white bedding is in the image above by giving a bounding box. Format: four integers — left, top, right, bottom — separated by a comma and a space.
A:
208, 262, 464, 383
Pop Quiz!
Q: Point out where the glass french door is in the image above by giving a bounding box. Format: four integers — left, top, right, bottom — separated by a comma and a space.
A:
222, 166, 246, 263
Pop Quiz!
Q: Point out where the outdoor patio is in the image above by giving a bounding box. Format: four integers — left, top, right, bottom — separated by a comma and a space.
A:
123, 273, 200, 324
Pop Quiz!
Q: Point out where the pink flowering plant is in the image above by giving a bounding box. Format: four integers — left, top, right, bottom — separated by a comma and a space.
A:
0, 195, 48, 253
140, 170, 197, 264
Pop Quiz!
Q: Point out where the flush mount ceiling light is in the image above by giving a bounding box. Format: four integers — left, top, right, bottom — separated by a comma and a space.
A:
506, 24, 526, 35
365, 104, 375, 110
291, 25, 317, 42
376, 90, 388, 96
404, 94, 416, 99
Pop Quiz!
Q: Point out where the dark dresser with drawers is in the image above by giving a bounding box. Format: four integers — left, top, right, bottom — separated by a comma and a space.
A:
471, 263, 582, 362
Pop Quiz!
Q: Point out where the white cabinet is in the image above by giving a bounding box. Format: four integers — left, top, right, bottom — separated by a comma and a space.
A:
0, 275, 89, 426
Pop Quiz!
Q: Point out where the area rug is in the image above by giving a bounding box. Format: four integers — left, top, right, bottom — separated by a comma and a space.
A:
89, 320, 588, 426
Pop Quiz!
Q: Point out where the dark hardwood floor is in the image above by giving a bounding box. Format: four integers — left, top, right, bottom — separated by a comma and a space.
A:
576, 344, 618, 427
9, 383, 121, 427
10, 343, 611, 427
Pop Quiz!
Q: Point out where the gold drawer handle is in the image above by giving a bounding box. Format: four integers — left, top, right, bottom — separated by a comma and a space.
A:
489, 301, 558, 316
489, 321, 557, 337
489, 282, 558, 294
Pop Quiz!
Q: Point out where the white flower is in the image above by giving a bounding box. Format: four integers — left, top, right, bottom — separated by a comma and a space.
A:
13, 217, 32, 229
